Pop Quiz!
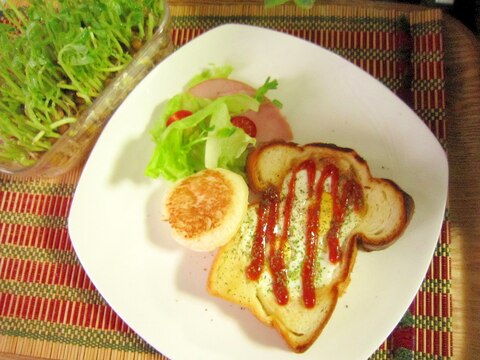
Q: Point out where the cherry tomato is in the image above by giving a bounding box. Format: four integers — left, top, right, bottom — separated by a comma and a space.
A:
231, 116, 257, 137
166, 110, 193, 127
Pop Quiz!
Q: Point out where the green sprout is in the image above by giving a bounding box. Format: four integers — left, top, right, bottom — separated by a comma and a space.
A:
0, 0, 165, 166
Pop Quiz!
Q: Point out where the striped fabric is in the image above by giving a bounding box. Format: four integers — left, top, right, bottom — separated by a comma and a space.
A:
0, 4, 451, 360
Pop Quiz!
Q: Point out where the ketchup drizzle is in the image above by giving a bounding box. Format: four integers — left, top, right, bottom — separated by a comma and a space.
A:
270, 160, 316, 305
301, 164, 339, 307
326, 179, 363, 264
246, 187, 278, 281
246, 160, 363, 309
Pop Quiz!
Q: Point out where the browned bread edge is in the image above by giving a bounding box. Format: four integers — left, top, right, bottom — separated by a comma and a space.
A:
246, 141, 415, 251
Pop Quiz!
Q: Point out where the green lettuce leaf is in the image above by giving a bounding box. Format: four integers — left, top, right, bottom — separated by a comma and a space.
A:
205, 102, 256, 170
185, 64, 234, 89
145, 93, 259, 181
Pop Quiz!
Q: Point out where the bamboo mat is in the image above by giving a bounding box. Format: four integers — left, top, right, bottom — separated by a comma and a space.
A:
0, 4, 451, 360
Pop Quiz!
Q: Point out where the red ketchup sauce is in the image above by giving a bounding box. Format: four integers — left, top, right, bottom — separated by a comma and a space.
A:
246, 159, 364, 308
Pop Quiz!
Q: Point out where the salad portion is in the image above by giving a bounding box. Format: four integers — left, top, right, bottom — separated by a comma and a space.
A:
145, 65, 292, 181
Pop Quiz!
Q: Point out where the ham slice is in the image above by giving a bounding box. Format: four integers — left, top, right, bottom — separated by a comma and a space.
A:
188, 78, 293, 143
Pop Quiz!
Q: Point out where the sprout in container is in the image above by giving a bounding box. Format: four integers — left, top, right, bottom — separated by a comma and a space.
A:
0, 0, 172, 177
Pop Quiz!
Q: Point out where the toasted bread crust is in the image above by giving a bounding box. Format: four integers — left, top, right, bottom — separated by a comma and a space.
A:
358, 178, 415, 251
247, 141, 415, 249
247, 141, 368, 193
208, 141, 414, 353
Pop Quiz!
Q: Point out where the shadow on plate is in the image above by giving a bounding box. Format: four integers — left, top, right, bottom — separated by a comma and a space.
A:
175, 249, 289, 352
109, 100, 167, 185
144, 180, 178, 251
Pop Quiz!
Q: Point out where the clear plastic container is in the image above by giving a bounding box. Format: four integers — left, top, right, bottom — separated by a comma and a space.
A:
0, 2, 173, 177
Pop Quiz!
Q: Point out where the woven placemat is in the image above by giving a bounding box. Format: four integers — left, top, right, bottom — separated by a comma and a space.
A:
0, 4, 451, 360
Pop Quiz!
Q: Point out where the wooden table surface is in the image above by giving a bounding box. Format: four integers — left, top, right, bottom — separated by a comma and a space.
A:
2, 1, 479, 359
443, 11, 480, 360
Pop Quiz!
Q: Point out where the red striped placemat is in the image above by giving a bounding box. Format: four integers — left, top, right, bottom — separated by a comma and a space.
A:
0, 4, 451, 359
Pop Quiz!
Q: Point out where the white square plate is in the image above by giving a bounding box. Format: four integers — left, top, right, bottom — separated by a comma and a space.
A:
68, 24, 448, 360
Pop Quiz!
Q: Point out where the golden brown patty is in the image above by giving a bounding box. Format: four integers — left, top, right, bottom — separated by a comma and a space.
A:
163, 168, 249, 251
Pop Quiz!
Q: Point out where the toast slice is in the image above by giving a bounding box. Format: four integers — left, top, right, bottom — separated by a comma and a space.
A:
207, 141, 414, 352
247, 141, 415, 250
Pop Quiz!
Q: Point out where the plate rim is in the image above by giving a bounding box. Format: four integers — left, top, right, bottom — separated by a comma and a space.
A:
68, 23, 449, 360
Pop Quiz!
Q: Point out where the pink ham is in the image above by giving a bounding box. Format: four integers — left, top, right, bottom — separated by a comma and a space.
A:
188, 78, 293, 143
